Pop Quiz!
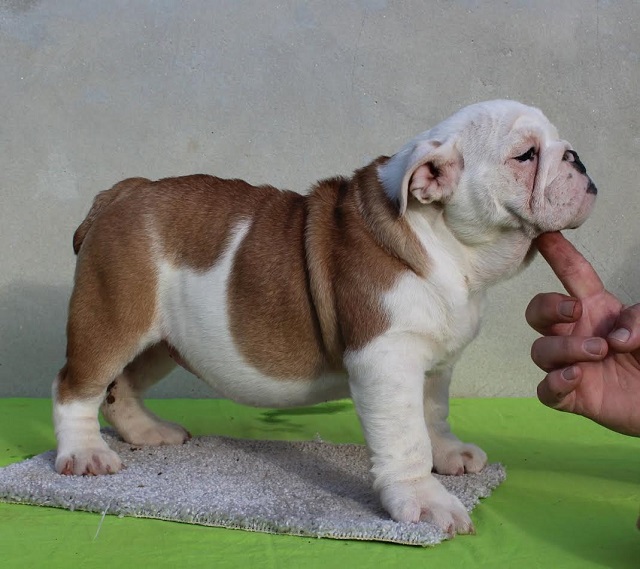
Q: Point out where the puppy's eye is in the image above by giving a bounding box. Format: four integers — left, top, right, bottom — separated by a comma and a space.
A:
514, 147, 536, 162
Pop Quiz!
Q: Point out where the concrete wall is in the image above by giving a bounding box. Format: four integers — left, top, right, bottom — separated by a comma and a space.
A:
1, 0, 639, 398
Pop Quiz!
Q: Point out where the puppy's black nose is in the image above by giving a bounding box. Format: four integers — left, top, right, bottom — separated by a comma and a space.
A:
563, 150, 587, 175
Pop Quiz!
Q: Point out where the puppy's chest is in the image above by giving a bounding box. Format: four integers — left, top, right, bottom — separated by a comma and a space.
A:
385, 271, 485, 357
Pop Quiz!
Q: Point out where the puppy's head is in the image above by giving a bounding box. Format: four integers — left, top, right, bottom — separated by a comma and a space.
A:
378, 100, 597, 243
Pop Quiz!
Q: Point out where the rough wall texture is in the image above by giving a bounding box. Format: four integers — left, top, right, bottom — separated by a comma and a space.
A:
1, 0, 639, 397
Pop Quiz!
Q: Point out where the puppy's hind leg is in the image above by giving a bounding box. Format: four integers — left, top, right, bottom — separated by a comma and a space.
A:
100, 343, 191, 446
53, 364, 123, 475
53, 202, 162, 475
53, 331, 158, 476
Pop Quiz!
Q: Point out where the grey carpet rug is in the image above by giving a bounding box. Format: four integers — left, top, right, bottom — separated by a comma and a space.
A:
0, 430, 505, 546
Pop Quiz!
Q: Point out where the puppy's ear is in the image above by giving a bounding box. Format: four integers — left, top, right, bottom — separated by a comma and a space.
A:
379, 138, 463, 215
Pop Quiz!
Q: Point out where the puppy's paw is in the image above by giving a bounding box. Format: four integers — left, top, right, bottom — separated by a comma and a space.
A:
380, 476, 474, 535
123, 419, 191, 446
432, 441, 487, 476
55, 446, 123, 476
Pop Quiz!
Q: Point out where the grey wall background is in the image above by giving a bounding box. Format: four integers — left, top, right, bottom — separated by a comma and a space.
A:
1, 0, 639, 398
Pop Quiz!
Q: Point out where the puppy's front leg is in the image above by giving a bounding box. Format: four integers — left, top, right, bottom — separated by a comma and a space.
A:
424, 366, 487, 475
346, 340, 473, 534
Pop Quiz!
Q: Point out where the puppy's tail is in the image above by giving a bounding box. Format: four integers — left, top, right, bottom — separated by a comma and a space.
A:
72, 177, 150, 254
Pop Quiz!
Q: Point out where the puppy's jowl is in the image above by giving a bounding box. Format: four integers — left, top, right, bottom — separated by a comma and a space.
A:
53, 100, 596, 535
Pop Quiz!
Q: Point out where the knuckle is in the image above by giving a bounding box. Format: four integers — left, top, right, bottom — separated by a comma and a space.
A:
560, 335, 574, 354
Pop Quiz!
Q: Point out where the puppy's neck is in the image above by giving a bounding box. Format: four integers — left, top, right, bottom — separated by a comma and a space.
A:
405, 204, 533, 292
463, 231, 535, 290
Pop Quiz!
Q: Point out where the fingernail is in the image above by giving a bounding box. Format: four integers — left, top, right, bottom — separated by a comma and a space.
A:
609, 328, 631, 343
562, 366, 577, 381
559, 301, 576, 318
584, 338, 605, 356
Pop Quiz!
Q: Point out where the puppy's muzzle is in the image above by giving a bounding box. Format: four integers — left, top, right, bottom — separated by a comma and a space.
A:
564, 150, 597, 195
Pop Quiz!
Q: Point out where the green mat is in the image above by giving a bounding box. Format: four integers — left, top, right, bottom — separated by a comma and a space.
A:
0, 398, 638, 568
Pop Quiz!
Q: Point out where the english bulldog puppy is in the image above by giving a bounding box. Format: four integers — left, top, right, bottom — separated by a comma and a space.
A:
53, 100, 597, 535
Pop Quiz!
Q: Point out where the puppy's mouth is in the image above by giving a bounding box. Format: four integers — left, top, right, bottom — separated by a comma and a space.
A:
508, 170, 597, 236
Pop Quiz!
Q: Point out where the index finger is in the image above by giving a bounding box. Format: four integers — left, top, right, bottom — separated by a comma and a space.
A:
535, 232, 605, 299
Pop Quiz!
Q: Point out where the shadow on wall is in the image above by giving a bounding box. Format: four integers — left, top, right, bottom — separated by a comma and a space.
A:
0, 280, 212, 398
0, 281, 68, 397
609, 240, 640, 306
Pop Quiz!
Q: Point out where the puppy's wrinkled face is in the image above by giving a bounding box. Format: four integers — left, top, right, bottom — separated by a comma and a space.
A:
491, 110, 597, 236
443, 102, 597, 242
379, 100, 597, 243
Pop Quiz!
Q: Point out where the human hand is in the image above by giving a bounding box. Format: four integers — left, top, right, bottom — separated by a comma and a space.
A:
526, 232, 640, 436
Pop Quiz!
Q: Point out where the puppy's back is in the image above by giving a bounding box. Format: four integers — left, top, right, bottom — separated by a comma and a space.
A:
73, 175, 291, 271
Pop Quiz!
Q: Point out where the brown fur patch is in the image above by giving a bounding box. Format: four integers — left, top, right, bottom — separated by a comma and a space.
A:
148, 176, 276, 271
73, 178, 150, 254
354, 158, 430, 279
227, 159, 429, 379
306, 158, 429, 361
228, 191, 326, 379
